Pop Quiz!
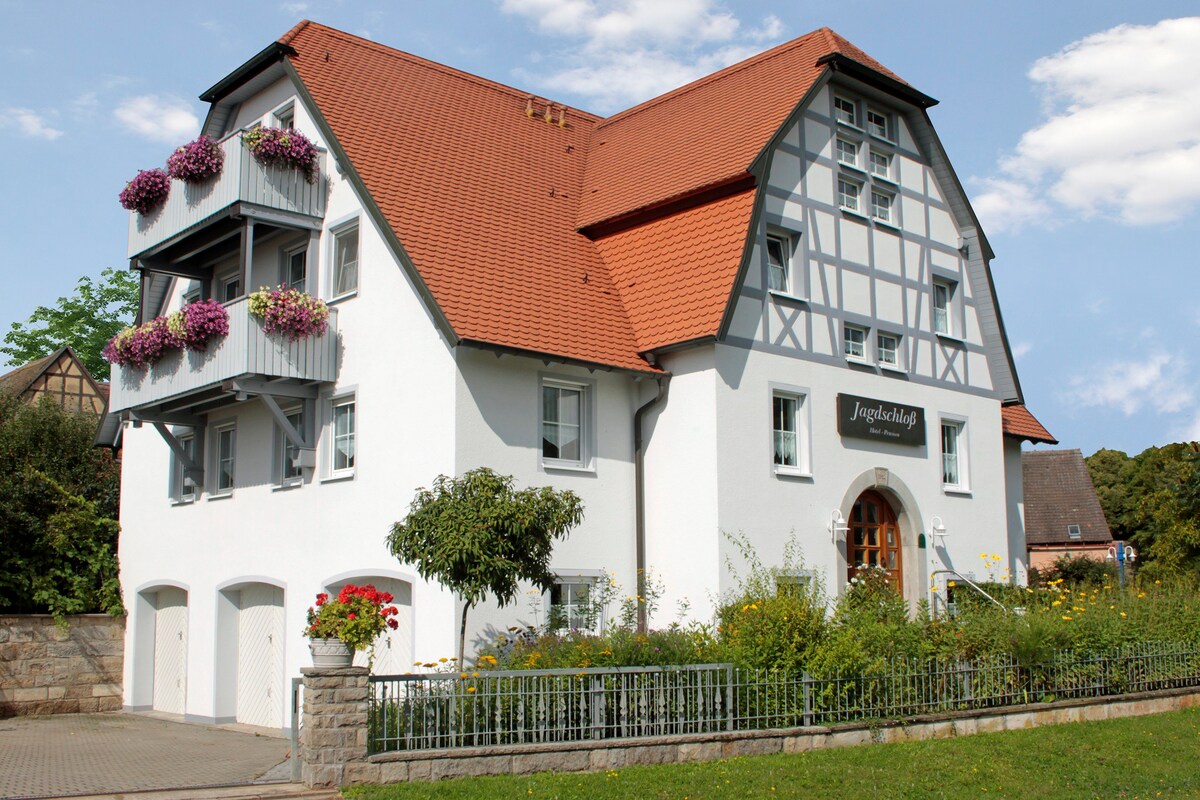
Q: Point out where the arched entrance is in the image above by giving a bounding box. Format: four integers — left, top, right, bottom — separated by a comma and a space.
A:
847, 490, 902, 593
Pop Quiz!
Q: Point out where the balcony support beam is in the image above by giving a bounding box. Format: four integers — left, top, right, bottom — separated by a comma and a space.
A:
223, 378, 318, 401
130, 410, 204, 427
305, 229, 321, 296
239, 220, 255, 300
151, 421, 205, 484
135, 256, 210, 281
258, 393, 312, 450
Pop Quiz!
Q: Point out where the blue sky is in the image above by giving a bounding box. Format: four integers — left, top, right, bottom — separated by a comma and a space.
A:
2, 1, 1197, 457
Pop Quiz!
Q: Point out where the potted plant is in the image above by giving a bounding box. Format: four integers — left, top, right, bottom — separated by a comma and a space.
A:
103, 298, 229, 367
119, 168, 171, 215
248, 286, 330, 341
304, 584, 400, 667
166, 135, 225, 183
242, 126, 320, 183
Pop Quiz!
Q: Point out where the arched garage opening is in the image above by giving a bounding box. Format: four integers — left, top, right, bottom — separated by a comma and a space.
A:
131, 583, 189, 715
215, 579, 285, 730
322, 571, 415, 675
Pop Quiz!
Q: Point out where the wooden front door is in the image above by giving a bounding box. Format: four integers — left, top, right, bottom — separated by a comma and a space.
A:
848, 490, 903, 593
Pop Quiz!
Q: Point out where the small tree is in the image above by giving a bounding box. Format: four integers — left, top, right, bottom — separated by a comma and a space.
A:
387, 468, 584, 664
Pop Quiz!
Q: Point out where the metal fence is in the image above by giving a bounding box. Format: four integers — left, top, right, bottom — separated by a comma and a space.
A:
367, 641, 1200, 753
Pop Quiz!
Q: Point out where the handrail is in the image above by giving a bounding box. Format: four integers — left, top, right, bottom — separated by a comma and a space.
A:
930, 569, 1009, 615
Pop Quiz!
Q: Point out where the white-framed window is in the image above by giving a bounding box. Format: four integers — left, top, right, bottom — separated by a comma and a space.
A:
838, 178, 861, 212
776, 573, 815, 597
867, 108, 891, 140
213, 424, 236, 496
273, 102, 295, 130
331, 222, 359, 298
933, 279, 953, 335
548, 577, 599, 633
283, 247, 307, 293
220, 274, 242, 303
1067, 524, 1082, 540
844, 324, 867, 360
869, 150, 892, 180
871, 190, 893, 223
541, 380, 588, 469
772, 393, 800, 469
834, 95, 857, 127
171, 432, 197, 504
940, 418, 968, 490
766, 233, 790, 293
835, 137, 859, 168
277, 407, 305, 486
331, 397, 356, 475
877, 332, 900, 368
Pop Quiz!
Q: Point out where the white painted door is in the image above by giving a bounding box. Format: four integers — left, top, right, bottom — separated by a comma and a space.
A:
152, 588, 188, 714
236, 584, 284, 729
346, 578, 414, 675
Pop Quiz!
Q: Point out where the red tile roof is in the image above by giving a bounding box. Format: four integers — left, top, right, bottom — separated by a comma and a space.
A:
278, 22, 911, 372
1002, 404, 1057, 444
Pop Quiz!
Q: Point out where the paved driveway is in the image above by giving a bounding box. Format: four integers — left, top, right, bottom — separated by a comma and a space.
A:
0, 713, 290, 799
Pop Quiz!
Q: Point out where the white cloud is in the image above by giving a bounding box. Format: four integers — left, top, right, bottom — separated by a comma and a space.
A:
1011, 341, 1032, 360
0, 108, 64, 140
280, 2, 309, 13
113, 95, 199, 143
972, 17, 1200, 233
1071, 351, 1193, 416
500, 0, 785, 111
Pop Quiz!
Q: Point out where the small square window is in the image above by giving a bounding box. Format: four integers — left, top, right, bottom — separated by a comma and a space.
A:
332, 398, 356, 474
838, 179, 861, 212
877, 332, 899, 367
285, 249, 307, 293
844, 324, 867, 360
871, 191, 893, 223
332, 224, 359, 297
766, 234, 790, 293
834, 96, 857, 127
869, 150, 891, 179
867, 109, 890, 140
221, 275, 242, 303
214, 425, 235, 496
274, 103, 295, 130
549, 578, 599, 633
1067, 524, 1082, 540
542, 381, 587, 467
836, 138, 859, 167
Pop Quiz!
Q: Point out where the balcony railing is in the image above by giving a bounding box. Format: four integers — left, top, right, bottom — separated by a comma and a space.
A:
107, 298, 338, 414
128, 132, 327, 257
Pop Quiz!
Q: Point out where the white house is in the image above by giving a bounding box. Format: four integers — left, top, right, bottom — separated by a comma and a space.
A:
103, 21, 1055, 731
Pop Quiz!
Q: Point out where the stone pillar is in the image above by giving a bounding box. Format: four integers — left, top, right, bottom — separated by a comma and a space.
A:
301, 666, 370, 788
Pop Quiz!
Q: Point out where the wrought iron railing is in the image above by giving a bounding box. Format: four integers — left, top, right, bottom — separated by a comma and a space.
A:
367, 642, 1200, 753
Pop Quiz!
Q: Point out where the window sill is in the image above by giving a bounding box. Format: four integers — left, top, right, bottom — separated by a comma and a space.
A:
873, 218, 901, 233
837, 120, 864, 134
878, 363, 907, 374
840, 207, 869, 222
844, 355, 871, 366
542, 461, 597, 476
320, 471, 356, 484
769, 289, 809, 304
869, 132, 897, 147
207, 492, 233, 502
774, 465, 813, 479
943, 486, 973, 497
838, 162, 867, 177
936, 332, 966, 344
327, 290, 358, 306
272, 481, 304, 492
871, 173, 898, 187
171, 497, 197, 507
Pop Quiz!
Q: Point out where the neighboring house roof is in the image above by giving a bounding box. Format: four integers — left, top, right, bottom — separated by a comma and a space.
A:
0, 346, 107, 416
1001, 404, 1057, 444
1023, 449, 1113, 546
0, 351, 60, 396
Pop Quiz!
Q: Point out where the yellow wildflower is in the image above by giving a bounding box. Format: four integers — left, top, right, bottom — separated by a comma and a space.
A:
1062, 615, 1072, 621
467, 686, 476, 693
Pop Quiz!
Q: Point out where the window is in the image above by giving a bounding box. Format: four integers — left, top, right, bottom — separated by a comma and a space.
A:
284, 248, 307, 292
772, 393, 800, 468
834, 96, 857, 127
220, 274, 242, 303
542, 381, 586, 467
877, 332, 900, 367
1067, 524, 1082, 540
867, 108, 890, 140
331, 398, 356, 474
173, 433, 197, 503
274, 103, 295, 130
844, 324, 867, 360
835, 138, 859, 168
775, 574, 814, 597
869, 150, 891, 179
838, 178, 861, 212
214, 425, 235, 496
549, 578, 598, 633
332, 224, 359, 297
871, 190, 893, 223
766, 234, 790, 293
278, 408, 304, 485
941, 420, 966, 489
933, 280, 952, 335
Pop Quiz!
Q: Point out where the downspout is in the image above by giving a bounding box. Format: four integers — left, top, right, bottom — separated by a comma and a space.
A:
634, 374, 670, 634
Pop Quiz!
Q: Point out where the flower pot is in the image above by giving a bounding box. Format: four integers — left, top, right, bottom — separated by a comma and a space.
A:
309, 637, 353, 668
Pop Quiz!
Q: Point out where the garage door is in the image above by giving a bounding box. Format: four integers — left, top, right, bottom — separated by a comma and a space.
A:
152, 588, 188, 715
236, 584, 284, 729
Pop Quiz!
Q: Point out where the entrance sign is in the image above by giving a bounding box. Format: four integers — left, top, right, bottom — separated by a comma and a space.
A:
837, 394, 925, 446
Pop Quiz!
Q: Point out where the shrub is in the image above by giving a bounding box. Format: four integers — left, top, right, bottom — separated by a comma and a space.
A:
118, 168, 170, 214
166, 135, 224, 182
242, 126, 319, 182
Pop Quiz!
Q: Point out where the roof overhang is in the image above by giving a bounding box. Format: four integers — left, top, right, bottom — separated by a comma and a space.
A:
199, 41, 296, 139
817, 53, 938, 109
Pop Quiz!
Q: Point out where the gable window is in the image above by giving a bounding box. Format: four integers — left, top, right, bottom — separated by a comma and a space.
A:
172, 432, 197, 503
835, 138, 859, 168
548, 578, 598, 633
834, 96, 857, 127
871, 190, 893, 224
766, 234, 791, 293
1067, 524, 1082, 540
933, 279, 953, 335
877, 332, 900, 368
274, 102, 295, 130
838, 178, 861, 213
869, 150, 892, 180
331, 397, 356, 475
284, 248, 307, 292
940, 419, 967, 490
332, 223, 359, 298
278, 408, 304, 485
867, 108, 891, 140
542, 380, 587, 468
844, 324, 867, 361
213, 424, 236, 496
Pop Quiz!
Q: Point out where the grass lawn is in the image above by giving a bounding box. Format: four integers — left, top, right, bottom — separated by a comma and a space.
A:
344, 708, 1200, 800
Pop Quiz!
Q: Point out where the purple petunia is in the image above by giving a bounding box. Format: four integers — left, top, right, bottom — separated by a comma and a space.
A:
104, 298, 229, 367
166, 135, 225, 183
241, 126, 320, 183
247, 286, 329, 341
118, 168, 171, 215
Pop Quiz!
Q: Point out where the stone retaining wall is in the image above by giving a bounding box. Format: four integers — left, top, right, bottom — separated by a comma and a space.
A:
0, 615, 124, 717
299, 667, 1200, 788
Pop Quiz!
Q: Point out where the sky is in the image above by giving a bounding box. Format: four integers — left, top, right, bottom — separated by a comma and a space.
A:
2, 0, 1198, 458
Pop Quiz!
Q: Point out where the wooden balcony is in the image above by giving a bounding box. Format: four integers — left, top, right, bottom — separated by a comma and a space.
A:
127, 133, 327, 258
107, 298, 338, 414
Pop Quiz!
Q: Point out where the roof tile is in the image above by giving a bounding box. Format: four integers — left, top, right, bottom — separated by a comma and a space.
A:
1002, 404, 1057, 444
1023, 449, 1113, 546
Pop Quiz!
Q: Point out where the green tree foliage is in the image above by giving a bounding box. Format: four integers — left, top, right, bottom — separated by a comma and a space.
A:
0, 394, 122, 619
387, 468, 584, 662
2, 267, 139, 379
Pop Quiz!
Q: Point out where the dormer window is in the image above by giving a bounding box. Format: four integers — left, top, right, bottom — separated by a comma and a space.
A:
1067, 524, 1082, 540
834, 96, 857, 127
